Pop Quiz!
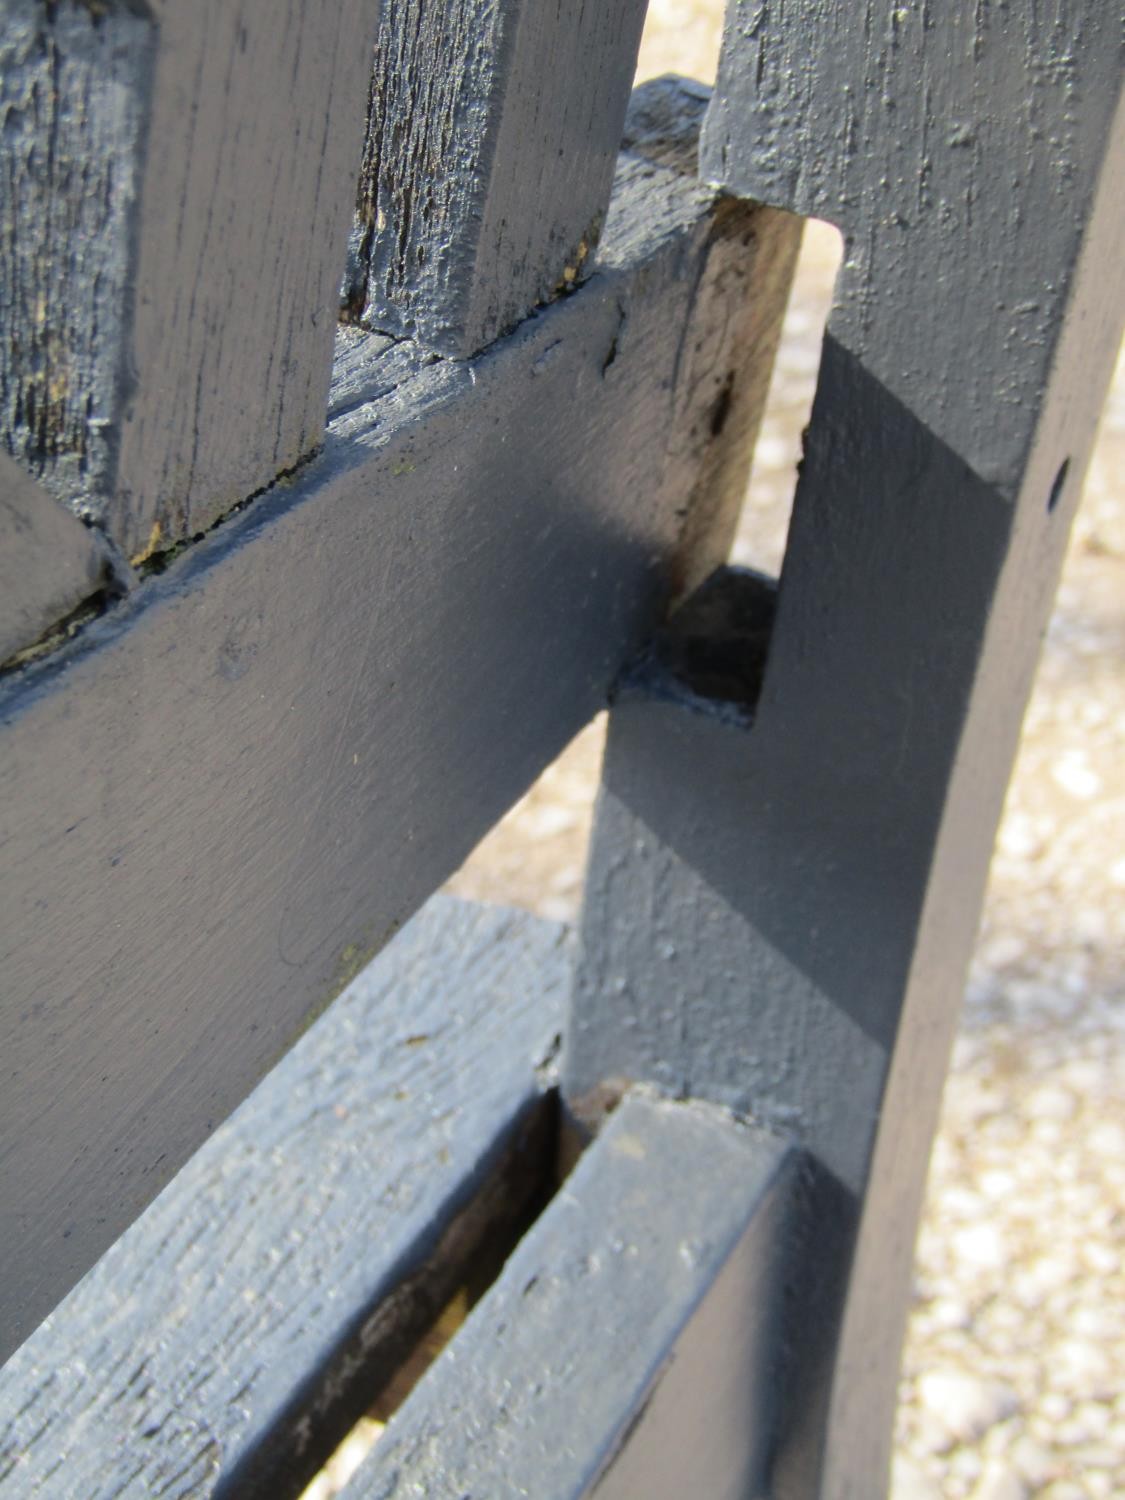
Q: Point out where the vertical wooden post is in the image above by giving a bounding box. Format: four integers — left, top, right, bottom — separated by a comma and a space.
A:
1, 0, 380, 563
568, 5, 1125, 1495
347, 0, 650, 356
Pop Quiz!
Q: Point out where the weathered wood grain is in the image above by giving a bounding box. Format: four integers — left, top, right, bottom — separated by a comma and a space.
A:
0, 1, 151, 525
343, 1093, 798, 1500
0, 82, 798, 1361
0, 895, 567, 1500
0, 452, 119, 664
0, 0, 379, 562
553, 10, 1125, 1496
348, 0, 648, 356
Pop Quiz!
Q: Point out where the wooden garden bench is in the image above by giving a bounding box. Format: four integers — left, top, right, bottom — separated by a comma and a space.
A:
1, 1, 1121, 1495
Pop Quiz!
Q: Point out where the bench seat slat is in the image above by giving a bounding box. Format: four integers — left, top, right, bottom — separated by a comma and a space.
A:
0, 896, 567, 1500
345, 1094, 797, 1500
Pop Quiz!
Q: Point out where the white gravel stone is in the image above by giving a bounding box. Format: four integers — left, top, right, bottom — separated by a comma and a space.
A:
997, 815, 1042, 859
982, 932, 1027, 967
1068, 1305, 1116, 1341
1071, 1441, 1122, 1470
1081, 1241, 1120, 1277
1050, 750, 1103, 799
950, 1446, 983, 1482
968, 1464, 1028, 1500
976, 1168, 1017, 1201
1054, 1338, 1114, 1396
1074, 1401, 1113, 1438
918, 1371, 1021, 1443
538, 896, 577, 922
928, 1298, 973, 1331
890, 1455, 943, 1500
1040, 1394, 1074, 1425
523, 804, 579, 838
951, 1222, 1008, 1272
913, 1412, 958, 1456
1027, 1084, 1077, 1121
1086, 1120, 1125, 1155
1008, 1434, 1058, 1487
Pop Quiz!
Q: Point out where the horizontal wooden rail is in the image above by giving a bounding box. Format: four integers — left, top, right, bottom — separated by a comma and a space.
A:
0, 81, 800, 1360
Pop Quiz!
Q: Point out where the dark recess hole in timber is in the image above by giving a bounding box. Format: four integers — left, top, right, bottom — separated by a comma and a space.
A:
1047, 457, 1070, 514
624, 565, 778, 723
709, 375, 735, 437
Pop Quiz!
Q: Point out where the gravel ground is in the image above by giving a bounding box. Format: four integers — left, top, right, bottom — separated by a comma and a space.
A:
448, 8, 1125, 1497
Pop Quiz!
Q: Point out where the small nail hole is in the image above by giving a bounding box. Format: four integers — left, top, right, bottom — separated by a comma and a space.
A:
1047, 457, 1070, 514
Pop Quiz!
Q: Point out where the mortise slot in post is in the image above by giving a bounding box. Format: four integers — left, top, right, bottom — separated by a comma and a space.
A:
618, 566, 779, 726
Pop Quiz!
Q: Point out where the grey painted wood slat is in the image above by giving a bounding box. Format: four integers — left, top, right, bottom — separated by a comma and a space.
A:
344, 1093, 798, 1500
0, 895, 568, 1500
348, 0, 649, 357
0, 453, 120, 665
0, 0, 379, 563
554, 10, 1125, 1496
0, 82, 799, 1361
